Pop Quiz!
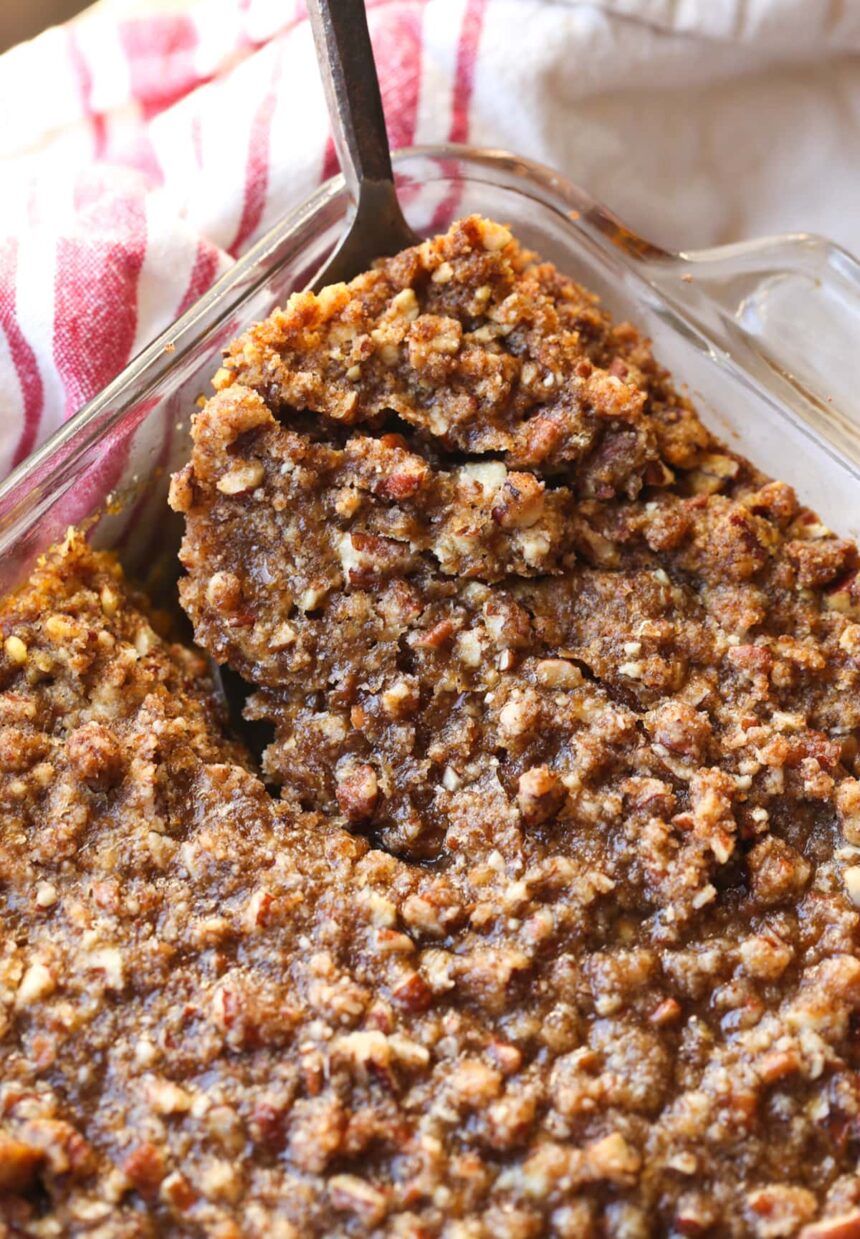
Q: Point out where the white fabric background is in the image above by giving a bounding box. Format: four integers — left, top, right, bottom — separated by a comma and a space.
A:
2, 0, 859, 254
469, 0, 860, 251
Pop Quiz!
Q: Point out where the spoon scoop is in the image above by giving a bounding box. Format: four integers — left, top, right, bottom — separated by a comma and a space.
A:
209, 0, 418, 756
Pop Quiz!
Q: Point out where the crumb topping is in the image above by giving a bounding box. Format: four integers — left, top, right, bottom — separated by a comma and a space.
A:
2, 219, 860, 1237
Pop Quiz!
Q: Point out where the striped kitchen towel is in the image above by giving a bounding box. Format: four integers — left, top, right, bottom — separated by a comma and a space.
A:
1, 0, 859, 478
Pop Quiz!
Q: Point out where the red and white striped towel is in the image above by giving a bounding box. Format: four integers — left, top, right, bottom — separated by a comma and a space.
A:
1, 0, 860, 479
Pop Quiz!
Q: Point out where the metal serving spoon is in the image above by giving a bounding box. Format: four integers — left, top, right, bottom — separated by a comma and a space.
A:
211, 0, 419, 756
307, 0, 421, 287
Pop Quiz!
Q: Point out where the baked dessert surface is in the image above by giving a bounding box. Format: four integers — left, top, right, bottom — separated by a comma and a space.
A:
3, 218, 860, 1235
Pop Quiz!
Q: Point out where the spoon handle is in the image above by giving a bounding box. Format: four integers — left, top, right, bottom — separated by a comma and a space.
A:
306, 0, 419, 281
306, 0, 394, 201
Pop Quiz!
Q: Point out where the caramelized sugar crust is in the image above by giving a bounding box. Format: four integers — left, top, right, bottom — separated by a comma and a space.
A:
2, 220, 860, 1236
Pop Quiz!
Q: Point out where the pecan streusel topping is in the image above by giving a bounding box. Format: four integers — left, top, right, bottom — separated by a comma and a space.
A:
3, 218, 860, 1237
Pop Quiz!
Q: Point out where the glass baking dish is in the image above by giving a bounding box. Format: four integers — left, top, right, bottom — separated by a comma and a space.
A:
1, 143, 859, 598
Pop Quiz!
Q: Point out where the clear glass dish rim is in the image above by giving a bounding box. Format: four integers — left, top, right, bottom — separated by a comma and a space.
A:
1, 140, 856, 526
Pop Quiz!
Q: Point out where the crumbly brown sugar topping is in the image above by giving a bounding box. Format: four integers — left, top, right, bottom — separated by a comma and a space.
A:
215, 215, 710, 493
3, 217, 860, 1236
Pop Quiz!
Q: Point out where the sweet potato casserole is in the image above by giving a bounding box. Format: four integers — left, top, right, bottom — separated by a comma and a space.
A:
2, 217, 860, 1237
